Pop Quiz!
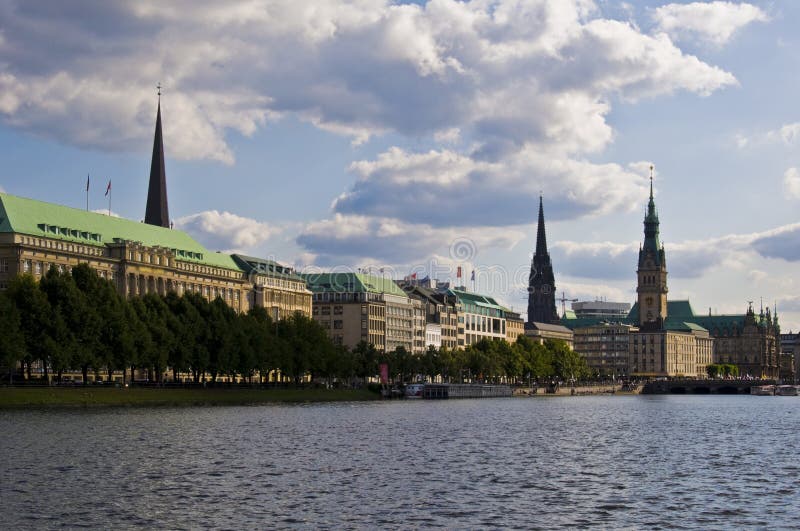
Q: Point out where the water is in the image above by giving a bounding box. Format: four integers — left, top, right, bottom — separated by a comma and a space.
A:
1, 396, 798, 529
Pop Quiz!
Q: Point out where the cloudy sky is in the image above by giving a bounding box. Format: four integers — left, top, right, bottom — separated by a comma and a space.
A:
1, 0, 799, 329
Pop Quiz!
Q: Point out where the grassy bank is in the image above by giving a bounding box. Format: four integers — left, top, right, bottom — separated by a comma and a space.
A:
0, 387, 379, 409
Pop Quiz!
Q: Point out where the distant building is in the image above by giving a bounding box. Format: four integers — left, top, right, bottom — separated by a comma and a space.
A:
448, 288, 508, 347
233, 254, 312, 318
304, 272, 415, 352
525, 322, 574, 349
505, 310, 525, 342
397, 280, 460, 350
573, 323, 637, 378
571, 301, 631, 320
780, 332, 798, 383
527, 196, 560, 325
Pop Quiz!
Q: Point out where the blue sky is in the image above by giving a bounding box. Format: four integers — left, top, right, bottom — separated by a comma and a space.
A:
1, 0, 800, 329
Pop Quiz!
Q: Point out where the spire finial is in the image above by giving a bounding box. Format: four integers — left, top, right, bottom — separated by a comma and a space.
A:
157, 82, 162, 102
649, 164, 654, 199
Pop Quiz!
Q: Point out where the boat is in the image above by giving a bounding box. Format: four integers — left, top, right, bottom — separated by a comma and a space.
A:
775, 385, 799, 396
404, 383, 425, 399
750, 385, 775, 396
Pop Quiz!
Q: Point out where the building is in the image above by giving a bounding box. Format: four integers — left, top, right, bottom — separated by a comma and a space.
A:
398, 279, 460, 350
448, 288, 508, 347
233, 255, 312, 318
425, 323, 442, 349
303, 272, 416, 352
527, 196, 560, 325
0, 193, 250, 311
571, 300, 631, 320
573, 323, 637, 378
780, 332, 799, 383
505, 310, 525, 342
524, 322, 574, 348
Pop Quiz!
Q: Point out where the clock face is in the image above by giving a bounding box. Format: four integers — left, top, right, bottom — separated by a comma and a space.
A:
542, 285, 551, 294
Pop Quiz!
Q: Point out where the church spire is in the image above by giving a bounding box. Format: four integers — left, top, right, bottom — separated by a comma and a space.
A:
527, 194, 559, 325
642, 165, 661, 259
145, 83, 170, 228
535, 194, 548, 256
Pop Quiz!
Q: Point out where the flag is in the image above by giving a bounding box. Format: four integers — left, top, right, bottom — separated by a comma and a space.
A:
105, 180, 111, 196
85, 174, 90, 192
471, 270, 475, 281
457, 266, 462, 278
411, 272, 417, 279
379, 267, 385, 274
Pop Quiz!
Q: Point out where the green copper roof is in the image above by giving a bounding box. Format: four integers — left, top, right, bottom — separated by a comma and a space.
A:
0, 193, 241, 271
627, 300, 696, 322
301, 273, 408, 297
232, 254, 304, 281
447, 288, 505, 311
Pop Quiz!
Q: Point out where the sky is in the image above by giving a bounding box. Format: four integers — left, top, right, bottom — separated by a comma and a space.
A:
1, 0, 799, 330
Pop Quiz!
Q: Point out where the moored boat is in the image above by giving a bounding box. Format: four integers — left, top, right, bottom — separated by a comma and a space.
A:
775, 385, 799, 396
404, 383, 425, 399
750, 385, 775, 396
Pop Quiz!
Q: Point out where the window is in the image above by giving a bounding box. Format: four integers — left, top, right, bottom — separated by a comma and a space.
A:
0, 259, 7, 273
334, 305, 343, 315
35, 262, 42, 275
334, 320, 343, 329
321, 306, 331, 315
23, 260, 31, 273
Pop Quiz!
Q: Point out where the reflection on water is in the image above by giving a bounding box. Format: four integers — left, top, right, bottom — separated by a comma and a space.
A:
1, 396, 798, 529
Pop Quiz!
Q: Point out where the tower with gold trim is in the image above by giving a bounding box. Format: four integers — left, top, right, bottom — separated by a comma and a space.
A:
636, 166, 668, 330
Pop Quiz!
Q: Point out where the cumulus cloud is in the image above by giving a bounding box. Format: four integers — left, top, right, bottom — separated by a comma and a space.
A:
750, 223, 800, 262
174, 210, 280, 252
653, 1, 768, 46
0, 0, 737, 164
783, 167, 800, 199
296, 213, 525, 266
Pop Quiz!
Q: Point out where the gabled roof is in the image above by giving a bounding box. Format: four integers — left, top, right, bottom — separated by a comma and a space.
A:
447, 288, 504, 310
301, 272, 408, 297
527, 321, 573, 334
0, 193, 240, 271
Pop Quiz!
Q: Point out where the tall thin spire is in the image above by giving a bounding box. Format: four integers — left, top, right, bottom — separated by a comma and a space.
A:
145, 83, 170, 228
535, 194, 548, 256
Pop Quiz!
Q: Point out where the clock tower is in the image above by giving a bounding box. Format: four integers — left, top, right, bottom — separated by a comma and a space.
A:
637, 166, 668, 330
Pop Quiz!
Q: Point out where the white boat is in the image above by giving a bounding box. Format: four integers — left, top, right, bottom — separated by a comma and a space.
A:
750, 385, 775, 396
404, 383, 425, 399
775, 385, 799, 396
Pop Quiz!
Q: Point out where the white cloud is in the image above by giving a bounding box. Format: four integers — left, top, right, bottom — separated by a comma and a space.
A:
737, 122, 800, 149
653, 1, 768, 46
174, 210, 280, 252
0, 185, 5, 193
296, 213, 525, 266
784, 167, 800, 199
0, 0, 737, 164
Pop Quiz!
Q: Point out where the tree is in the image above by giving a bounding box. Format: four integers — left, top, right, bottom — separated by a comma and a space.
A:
6, 274, 52, 380
0, 292, 25, 382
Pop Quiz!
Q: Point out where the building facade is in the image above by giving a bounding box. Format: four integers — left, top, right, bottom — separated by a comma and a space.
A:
449, 288, 508, 347
573, 323, 637, 378
524, 322, 575, 349
233, 255, 312, 318
571, 301, 631, 320
304, 273, 416, 352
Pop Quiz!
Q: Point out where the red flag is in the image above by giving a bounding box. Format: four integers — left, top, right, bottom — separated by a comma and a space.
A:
411, 272, 417, 279
379, 363, 389, 384
105, 180, 111, 196
457, 266, 462, 278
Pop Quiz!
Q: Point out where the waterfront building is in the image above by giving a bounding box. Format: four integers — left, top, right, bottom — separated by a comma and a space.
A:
397, 279, 460, 350
527, 196, 560, 325
571, 300, 631, 320
0, 193, 250, 311
573, 323, 637, 378
524, 322, 574, 349
304, 272, 415, 352
780, 332, 799, 383
505, 310, 525, 342
447, 288, 508, 347
233, 254, 312, 318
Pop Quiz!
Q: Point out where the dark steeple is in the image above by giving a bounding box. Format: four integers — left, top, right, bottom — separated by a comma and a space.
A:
642, 168, 661, 260
636, 165, 668, 329
527, 195, 560, 325
145, 85, 169, 228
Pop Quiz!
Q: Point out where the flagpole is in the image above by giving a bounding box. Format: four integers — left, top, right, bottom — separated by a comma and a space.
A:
86, 173, 90, 211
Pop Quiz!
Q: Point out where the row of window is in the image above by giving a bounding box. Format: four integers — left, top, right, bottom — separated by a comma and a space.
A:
22, 236, 105, 257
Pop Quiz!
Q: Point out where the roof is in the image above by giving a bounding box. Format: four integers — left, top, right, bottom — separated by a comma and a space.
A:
663, 320, 708, 333
527, 321, 574, 334
447, 288, 504, 311
0, 193, 241, 271
627, 300, 696, 322
232, 254, 303, 281
301, 272, 408, 297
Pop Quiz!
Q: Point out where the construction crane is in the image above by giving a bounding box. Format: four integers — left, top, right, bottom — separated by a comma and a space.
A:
558, 291, 578, 319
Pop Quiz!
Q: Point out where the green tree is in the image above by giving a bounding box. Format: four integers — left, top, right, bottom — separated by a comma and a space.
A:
6, 275, 52, 380
0, 292, 25, 382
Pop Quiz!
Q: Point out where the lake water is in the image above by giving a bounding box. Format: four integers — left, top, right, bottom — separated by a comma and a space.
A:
1, 395, 799, 529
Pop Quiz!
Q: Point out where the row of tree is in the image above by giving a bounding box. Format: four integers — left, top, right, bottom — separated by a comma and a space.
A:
0, 265, 588, 385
